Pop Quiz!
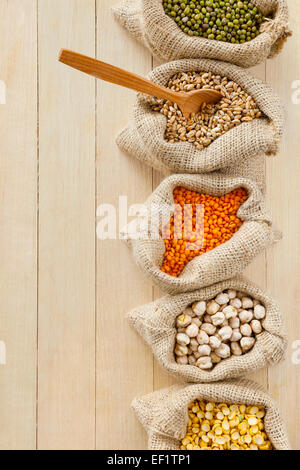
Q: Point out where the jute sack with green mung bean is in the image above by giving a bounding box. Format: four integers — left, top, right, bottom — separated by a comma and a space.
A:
132, 379, 291, 449
123, 173, 281, 295
127, 276, 287, 383
114, 0, 291, 67
116, 58, 283, 175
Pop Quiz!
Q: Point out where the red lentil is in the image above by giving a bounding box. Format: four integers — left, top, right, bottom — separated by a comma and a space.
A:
161, 186, 248, 277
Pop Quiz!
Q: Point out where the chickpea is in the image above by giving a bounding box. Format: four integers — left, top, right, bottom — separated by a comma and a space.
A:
227, 289, 237, 299
215, 343, 231, 359
175, 345, 189, 356
230, 298, 242, 309
206, 300, 220, 315
240, 337, 255, 352
196, 356, 213, 370
210, 352, 222, 364
240, 323, 252, 337
254, 305, 266, 320
211, 312, 225, 326
176, 333, 190, 346
197, 331, 209, 345
215, 293, 229, 305
218, 326, 233, 341
201, 323, 217, 335
190, 338, 199, 352
186, 323, 199, 338
251, 319, 262, 334
230, 329, 242, 342
198, 344, 211, 357
176, 313, 192, 328
191, 317, 202, 327
242, 297, 254, 309
192, 300, 206, 316
223, 305, 238, 319
231, 341, 243, 356
209, 335, 221, 350
229, 317, 240, 329
174, 291, 266, 371
239, 309, 253, 324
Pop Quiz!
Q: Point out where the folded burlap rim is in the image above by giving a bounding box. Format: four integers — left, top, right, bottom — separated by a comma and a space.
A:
132, 379, 291, 449
124, 173, 281, 294
128, 276, 287, 383
117, 57, 284, 174
113, 0, 292, 67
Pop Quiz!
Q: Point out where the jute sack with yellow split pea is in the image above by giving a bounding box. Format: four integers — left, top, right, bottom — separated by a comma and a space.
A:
127, 276, 287, 383
123, 173, 281, 295
113, 0, 291, 67
132, 379, 291, 450
116, 58, 284, 175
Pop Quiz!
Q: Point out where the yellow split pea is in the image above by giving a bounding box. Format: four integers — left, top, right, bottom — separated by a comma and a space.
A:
180, 400, 272, 451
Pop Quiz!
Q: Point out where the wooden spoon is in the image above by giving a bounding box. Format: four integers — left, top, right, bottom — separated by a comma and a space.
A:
58, 49, 222, 118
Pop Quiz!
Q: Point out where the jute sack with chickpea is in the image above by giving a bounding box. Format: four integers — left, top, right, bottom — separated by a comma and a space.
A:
127, 277, 287, 382
114, 0, 291, 67
123, 173, 281, 295
132, 380, 290, 450
117, 58, 284, 175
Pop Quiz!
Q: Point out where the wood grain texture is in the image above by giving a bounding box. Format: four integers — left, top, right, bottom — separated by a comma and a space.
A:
0, 0, 299, 451
266, 0, 300, 449
242, 63, 268, 390
96, 0, 153, 450
37, 0, 96, 450
0, 0, 37, 450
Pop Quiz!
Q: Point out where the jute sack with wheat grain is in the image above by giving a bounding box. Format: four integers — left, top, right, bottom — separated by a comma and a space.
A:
117, 58, 284, 175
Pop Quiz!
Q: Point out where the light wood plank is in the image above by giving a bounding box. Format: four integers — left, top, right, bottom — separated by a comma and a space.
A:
243, 63, 268, 389
266, 0, 300, 449
38, 0, 95, 450
0, 0, 37, 450
0, 0, 299, 451
96, 0, 154, 450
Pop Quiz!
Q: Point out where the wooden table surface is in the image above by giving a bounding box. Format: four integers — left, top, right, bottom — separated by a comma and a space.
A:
0, 0, 299, 450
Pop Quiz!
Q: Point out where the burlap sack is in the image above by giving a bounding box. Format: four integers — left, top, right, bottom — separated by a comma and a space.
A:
219, 152, 266, 194
114, 0, 291, 67
132, 379, 291, 449
128, 276, 287, 383
124, 173, 280, 294
117, 58, 283, 174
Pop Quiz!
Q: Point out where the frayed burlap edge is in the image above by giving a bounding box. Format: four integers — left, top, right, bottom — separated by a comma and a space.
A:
132, 379, 291, 449
124, 173, 281, 295
117, 58, 284, 175
128, 276, 287, 383
113, 0, 291, 67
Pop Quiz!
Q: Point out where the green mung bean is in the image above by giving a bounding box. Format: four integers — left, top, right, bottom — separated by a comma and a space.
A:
162, 0, 267, 43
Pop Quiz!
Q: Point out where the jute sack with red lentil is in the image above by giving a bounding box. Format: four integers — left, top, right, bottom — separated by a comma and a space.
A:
132, 379, 290, 449
116, 58, 284, 175
127, 276, 287, 383
114, 0, 291, 67
123, 173, 280, 294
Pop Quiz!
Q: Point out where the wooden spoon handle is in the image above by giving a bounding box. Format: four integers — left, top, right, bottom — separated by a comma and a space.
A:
59, 49, 178, 103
